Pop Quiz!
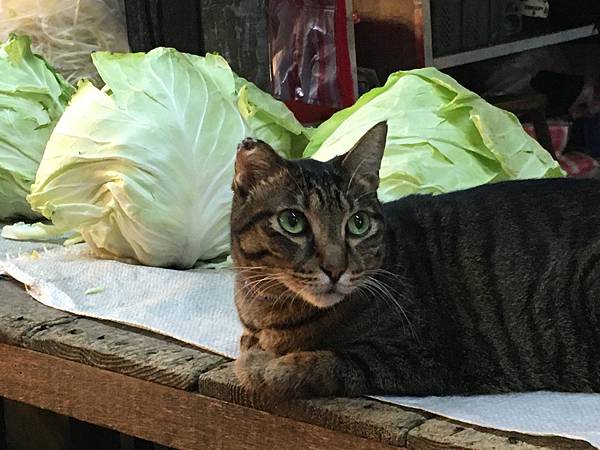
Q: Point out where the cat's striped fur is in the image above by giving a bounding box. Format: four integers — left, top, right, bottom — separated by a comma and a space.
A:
230, 122, 600, 398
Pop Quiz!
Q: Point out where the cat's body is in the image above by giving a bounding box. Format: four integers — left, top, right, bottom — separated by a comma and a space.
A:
230, 123, 600, 398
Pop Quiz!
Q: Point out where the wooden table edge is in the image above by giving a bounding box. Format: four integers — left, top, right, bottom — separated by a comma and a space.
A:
0, 343, 401, 450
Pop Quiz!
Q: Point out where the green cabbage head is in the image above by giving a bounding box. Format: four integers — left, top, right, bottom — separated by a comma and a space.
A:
304, 68, 564, 202
0, 34, 73, 220
19, 49, 309, 268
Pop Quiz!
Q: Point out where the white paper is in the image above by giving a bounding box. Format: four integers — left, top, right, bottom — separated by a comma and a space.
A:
0, 242, 242, 358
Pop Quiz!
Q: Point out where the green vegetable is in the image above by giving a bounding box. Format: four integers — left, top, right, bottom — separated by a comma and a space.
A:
0, 34, 74, 219
304, 68, 564, 202
15, 48, 308, 268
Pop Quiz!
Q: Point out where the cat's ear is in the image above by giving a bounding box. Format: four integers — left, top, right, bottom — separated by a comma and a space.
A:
233, 138, 286, 196
340, 121, 387, 191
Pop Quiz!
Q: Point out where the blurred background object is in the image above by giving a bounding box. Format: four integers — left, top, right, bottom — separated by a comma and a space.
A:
268, 0, 356, 110
0, 0, 129, 85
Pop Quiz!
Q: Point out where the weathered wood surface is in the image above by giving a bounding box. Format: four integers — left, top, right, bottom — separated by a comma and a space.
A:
0, 277, 226, 390
198, 362, 596, 450
0, 344, 398, 450
198, 361, 426, 447
407, 418, 595, 450
0, 276, 595, 449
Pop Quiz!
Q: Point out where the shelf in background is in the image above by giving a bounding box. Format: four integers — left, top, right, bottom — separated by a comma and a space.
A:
433, 24, 598, 68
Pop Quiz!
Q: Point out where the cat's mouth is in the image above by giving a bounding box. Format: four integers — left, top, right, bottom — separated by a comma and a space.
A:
284, 273, 356, 309
309, 291, 346, 308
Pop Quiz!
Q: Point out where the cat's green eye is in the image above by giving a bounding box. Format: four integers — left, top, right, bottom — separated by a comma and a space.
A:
278, 210, 307, 234
347, 212, 370, 236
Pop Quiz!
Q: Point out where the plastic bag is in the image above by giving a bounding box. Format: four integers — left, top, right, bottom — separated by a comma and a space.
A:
268, 0, 355, 109
0, 0, 129, 84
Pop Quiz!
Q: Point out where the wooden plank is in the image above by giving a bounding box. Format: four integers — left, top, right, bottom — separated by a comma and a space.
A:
198, 361, 425, 447
0, 277, 72, 345
3, 399, 70, 450
200, 363, 594, 449
416, 0, 433, 67
407, 418, 595, 450
0, 278, 227, 390
0, 343, 399, 450
200, 0, 270, 91
413, 0, 426, 67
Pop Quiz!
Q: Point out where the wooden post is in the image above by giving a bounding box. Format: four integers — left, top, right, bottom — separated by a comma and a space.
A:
413, 0, 433, 67
200, 0, 271, 91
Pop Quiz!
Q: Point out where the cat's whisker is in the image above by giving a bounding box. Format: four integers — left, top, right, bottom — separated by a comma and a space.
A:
236, 272, 278, 282
365, 276, 409, 315
248, 274, 283, 293
238, 274, 276, 288
290, 272, 319, 281
247, 280, 281, 299
237, 273, 284, 298
291, 283, 314, 307
353, 190, 378, 202
363, 285, 410, 337
235, 272, 278, 286
363, 276, 417, 339
272, 282, 304, 308
345, 157, 368, 198
365, 268, 408, 284
297, 167, 309, 192
232, 265, 270, 272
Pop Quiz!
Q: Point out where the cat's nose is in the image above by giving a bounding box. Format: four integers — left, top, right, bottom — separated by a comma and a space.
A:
320, 266, 344, 283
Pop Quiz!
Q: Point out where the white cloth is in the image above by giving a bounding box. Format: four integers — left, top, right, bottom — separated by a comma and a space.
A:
1, 238, 599, 448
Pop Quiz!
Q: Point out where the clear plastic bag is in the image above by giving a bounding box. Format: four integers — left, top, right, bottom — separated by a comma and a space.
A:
268, 0, 355, 109
0, 0, 129, 84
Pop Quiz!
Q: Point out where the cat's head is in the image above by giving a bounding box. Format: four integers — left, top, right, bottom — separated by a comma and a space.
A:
231, 122, 387, 309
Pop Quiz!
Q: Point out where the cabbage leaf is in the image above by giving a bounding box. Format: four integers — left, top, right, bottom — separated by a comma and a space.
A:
0, 34, 74, 219
304, 68, 564, 202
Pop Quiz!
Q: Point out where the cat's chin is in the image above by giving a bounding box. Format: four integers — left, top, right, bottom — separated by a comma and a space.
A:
301, 291, 346, 309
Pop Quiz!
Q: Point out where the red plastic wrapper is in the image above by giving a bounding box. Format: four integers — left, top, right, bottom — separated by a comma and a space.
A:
523, 120, 599, 178
268, 0, 355, 117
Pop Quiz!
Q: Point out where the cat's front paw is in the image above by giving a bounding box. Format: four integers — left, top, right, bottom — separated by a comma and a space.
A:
235, 350, 341, 398
234, 349, 275, 391
261, 351, 339, 398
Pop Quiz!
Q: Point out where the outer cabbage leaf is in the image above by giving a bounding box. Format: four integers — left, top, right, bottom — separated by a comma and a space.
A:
190, 53, 311, 158
20, 48, 307, 268
235, 76, 312, 158
304, 68, 564, 202
0, 34, 74, 219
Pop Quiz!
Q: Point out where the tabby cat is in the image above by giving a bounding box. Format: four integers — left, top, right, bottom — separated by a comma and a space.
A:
230, 122, 600, 398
